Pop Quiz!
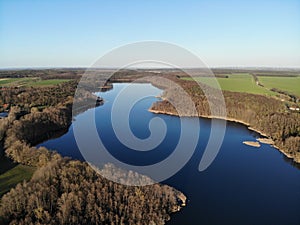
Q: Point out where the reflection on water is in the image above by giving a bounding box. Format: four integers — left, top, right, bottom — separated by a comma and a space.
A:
283, 156, 300, 170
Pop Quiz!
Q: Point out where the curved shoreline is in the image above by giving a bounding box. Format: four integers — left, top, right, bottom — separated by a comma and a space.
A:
243, 141, 261, 148
148, 108, 299, 163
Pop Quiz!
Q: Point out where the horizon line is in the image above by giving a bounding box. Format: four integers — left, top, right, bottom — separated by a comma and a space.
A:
1, 66, 300, 71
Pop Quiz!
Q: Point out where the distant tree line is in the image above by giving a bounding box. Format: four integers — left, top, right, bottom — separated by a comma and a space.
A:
0, 69, 84, 79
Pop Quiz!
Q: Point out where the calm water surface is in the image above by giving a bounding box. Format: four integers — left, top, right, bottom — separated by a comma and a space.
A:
39, 83, 300, 225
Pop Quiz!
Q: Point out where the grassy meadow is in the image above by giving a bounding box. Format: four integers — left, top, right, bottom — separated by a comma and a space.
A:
181, 73, 275, 95
258, 76, 300, 97
0, 163, 35, 197
0, 77, 70, 87
181, 73, 300, 97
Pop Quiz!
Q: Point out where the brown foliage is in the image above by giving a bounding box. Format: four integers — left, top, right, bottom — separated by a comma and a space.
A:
0, 158, 182, 225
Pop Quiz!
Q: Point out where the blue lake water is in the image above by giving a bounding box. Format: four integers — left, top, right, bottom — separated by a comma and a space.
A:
0, 112, 8, 118
39, 83, 300, 225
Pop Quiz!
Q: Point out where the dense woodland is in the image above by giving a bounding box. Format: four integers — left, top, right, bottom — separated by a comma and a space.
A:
0, 80, 78, 111
0, 157, 182, 225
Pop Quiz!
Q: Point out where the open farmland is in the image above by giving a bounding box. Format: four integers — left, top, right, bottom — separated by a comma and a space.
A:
258, 76, 300, 97
181, 73, 275, 95
0, 77, 70, 87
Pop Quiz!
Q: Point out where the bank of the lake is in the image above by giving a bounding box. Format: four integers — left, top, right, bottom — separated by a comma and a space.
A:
149, 108, 300, 164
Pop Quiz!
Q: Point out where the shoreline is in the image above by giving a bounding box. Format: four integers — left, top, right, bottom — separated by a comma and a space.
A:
243, 141, 261, 148
148, 108, 299, 164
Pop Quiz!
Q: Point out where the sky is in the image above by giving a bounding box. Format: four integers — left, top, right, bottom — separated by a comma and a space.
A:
0, 0, 300, 68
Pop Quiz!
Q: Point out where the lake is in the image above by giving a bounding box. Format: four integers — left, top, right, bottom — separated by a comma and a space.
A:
39, 83, 300, 225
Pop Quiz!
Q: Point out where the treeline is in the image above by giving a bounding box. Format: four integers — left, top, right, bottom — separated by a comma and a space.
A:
0, 157, 183, 225
251, 73, 264, 87
270, 88, 299, 103
149, 76, 300, 163
0, 69, 85, 79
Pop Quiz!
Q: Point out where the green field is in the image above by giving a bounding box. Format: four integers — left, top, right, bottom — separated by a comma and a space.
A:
258, 76, 300, 97
0, 77, 70, 87
182, 73, 275, 95
0, 164, 35, 197
0, 78, 20, 86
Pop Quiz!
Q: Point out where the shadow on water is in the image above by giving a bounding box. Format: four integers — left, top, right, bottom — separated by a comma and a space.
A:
283, 155, 300, 170
0, 157, 17, 175
0, 143, 17, 175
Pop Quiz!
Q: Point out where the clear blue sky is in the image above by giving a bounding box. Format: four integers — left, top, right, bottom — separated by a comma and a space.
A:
1, 0, 300, 68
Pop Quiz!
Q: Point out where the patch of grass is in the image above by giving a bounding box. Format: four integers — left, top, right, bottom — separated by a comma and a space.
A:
29, 79, 70, 86
0, 164, 35, 197
182, 73, 275, 95
258, 76, 300, 97
0, 77, 70, 87
0, 78, 19, 85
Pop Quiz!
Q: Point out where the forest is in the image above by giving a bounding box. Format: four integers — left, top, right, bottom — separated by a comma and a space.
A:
0, 157, 183, 225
